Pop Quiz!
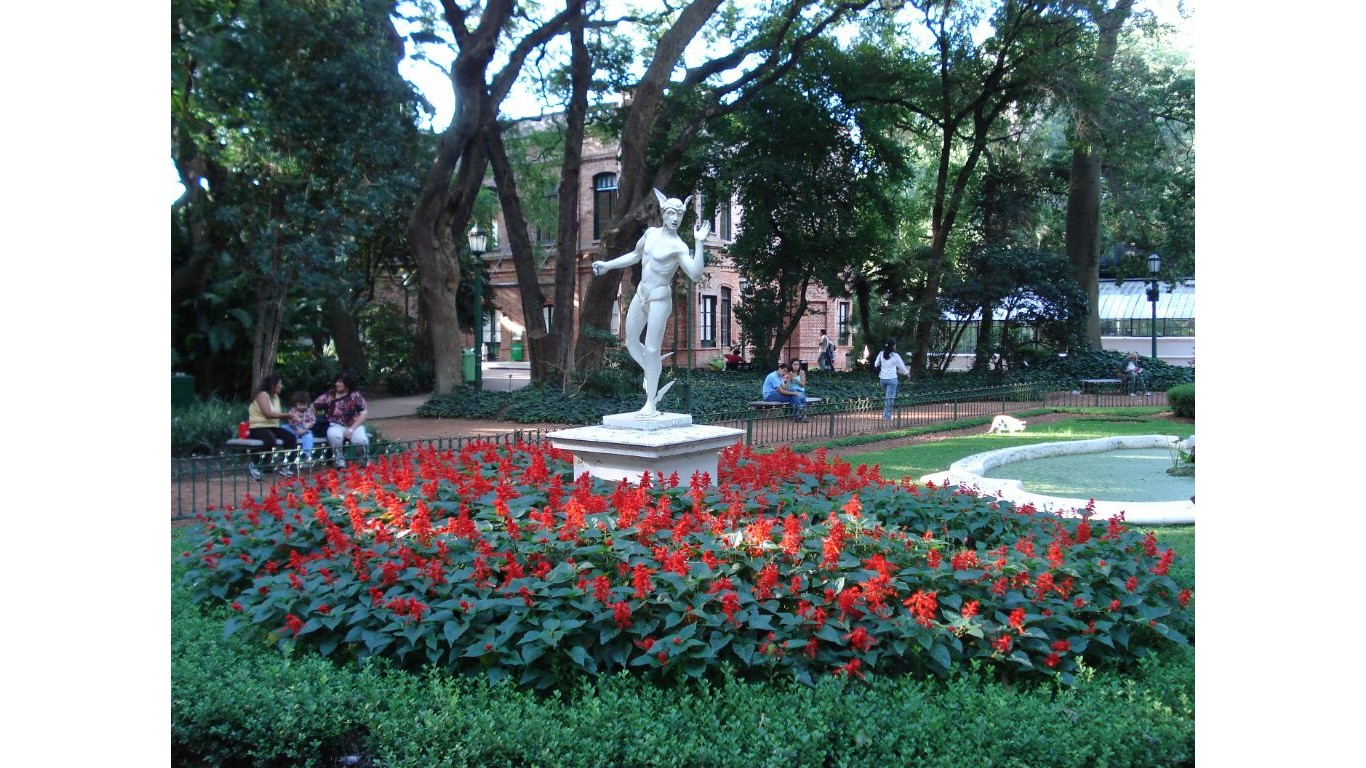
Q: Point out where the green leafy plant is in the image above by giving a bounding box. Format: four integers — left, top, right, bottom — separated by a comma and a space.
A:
172, 398, 243, 457
181, 440, 1191, 692
1166, 383, 1194, 418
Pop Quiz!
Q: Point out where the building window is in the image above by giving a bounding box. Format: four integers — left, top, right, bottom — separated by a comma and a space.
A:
717, 203, 732, 240
700, 295, 717, 348
593, 173, 617, 240
720, 287, 732, 347
837, 302, 851, 345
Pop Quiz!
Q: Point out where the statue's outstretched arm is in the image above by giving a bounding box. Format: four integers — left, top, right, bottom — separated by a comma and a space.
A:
681, 221, 710, 282
592, 234, 647, 276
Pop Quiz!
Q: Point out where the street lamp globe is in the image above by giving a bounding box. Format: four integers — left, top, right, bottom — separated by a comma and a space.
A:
1147, 252, 1161, 276
468, 224, 488, 256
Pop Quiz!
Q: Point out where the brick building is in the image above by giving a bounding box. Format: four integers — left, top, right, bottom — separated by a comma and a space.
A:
471, 133, 857, 370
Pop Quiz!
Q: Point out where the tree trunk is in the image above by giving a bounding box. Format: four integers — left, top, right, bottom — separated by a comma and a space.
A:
1067, 146, 1104, 346
323, 293, 367, 377
550, 14, 590, 390
575, 0, 723, 369
1065, 0, 1133, 350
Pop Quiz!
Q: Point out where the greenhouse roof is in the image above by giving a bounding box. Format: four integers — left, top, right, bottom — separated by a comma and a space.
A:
1097, 279, 1194, 320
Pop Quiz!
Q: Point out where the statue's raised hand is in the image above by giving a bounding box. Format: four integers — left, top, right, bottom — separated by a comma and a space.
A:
694, 221, 710, 242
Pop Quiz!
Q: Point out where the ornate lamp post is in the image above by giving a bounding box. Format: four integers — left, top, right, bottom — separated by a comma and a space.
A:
467, 224, 488, 389
1146, 252, 1161, 361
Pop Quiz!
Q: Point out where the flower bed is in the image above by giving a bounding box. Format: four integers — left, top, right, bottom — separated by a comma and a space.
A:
181, 440, 1191, 689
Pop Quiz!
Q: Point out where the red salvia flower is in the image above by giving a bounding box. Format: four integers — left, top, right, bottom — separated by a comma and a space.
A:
992, 634, 1012, 654
283, 614, 304, 636
960, 600, 980, 620
720, 591, 742, 626
844, 626, 876, 652
1008, 607, 1027, 633
610, 601, 633, 630
950, 549, 978, 571
903, 590, 938, 628
755, 563, 779, 599
841, 494, 862, 518
1178, 589, 1192, 607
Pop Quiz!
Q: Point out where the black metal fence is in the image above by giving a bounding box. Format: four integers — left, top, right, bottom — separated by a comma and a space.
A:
171, 384, 1167, 520
171, 430, 546, 522
697, 383, 1050, 448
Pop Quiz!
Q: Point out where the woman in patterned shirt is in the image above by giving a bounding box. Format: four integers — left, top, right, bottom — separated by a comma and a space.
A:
313, 373, 370, 468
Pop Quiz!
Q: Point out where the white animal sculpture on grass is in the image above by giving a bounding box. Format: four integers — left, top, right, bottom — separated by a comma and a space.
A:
986, 414, 1027, 434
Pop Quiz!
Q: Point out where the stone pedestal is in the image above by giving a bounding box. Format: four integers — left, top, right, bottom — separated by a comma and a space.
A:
547, 414, 744, 485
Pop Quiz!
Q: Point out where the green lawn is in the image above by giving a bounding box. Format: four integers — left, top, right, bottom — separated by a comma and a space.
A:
846, 414, 1195, 481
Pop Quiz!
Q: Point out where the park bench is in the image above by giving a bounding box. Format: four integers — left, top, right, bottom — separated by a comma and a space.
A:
748, 397, 822, 410
1077, 378, 1122, 394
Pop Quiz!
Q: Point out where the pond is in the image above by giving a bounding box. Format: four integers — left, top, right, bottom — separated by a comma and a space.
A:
982, 447, 1193, 503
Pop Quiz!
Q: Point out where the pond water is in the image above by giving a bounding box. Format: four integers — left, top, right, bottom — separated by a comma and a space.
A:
981, 447, 1193, 503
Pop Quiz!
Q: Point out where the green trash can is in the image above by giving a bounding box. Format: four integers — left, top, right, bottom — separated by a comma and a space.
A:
171, 373, 195, 408
510, 338, 524, 362
462, 349, 477, 382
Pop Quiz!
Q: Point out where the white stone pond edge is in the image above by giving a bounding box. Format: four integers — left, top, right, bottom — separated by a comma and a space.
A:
918, 435, 1194, 526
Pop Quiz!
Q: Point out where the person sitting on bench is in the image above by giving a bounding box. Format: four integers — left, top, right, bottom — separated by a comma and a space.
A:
1120, 352, 1151, 396
761, 362, 808, 421
313, 373, 370, 468
245, 374, 296, 480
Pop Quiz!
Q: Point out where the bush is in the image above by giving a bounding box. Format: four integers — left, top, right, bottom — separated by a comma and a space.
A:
384, 360, 434, 396
1166, 383, 1194, 418
1035, 350, 1194, 392
181, 441, 1191, 693
171, 398, 242, 457
173, 517, 1195, 767
275, 355, 348, 400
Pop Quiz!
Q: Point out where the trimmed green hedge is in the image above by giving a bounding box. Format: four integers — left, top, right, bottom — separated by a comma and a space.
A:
173, 528, 1194, 767
1166, 383, 1194, 418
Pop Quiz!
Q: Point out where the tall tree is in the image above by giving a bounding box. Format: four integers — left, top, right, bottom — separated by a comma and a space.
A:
712, 39, 901, 367
172, 0, 425, 392
400, 0, 582, 395
1064, 0, 1133, 348
572, 0, 881, 372
838, 0, 1083, 374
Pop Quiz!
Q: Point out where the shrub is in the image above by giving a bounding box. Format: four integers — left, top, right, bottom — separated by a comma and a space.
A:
171, 398, 241, 457
384, 360, 434, 396
173, 523, 1195, 767
180, 441, 1191, 693
1166, 383, 1194, 418
275, 354, 347, 399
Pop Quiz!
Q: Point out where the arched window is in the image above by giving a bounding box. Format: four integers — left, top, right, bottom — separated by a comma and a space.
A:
593, 173, 617, 240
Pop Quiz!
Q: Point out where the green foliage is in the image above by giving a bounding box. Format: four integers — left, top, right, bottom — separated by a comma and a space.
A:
171, 398, 242, 457
172, 498, 1194, 768
274, 351, 344, 401
181, 441, 1191, 698
356, 302, 434, 395
1166, 383, 1194, 418
172, 0, 425, 394
1036, 350, 1194, 392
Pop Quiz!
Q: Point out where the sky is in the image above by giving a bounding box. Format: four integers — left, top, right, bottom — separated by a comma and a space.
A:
395, 0, 1195, 132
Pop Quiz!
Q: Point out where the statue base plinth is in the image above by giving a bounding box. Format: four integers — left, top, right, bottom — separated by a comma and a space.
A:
547, 422, 744, 485
601, 411, 693, 431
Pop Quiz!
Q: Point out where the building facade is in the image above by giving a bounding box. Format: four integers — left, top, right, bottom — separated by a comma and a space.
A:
472, 133, 854, 370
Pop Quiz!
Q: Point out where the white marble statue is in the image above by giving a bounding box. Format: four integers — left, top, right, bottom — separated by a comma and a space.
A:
592, 189, 710, 418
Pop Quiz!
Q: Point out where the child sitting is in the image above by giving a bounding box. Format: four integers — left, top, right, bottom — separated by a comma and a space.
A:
285, 391, 317, 461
